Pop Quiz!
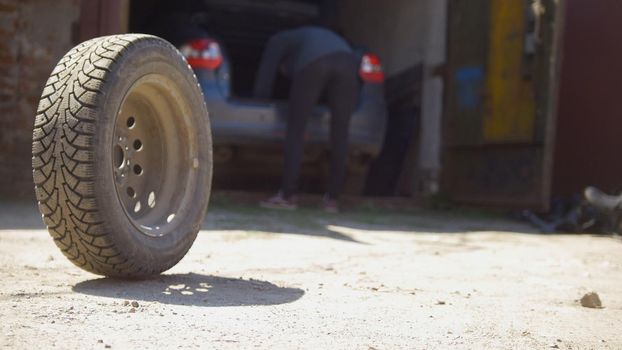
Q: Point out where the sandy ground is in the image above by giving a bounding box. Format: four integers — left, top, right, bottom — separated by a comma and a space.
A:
1, 195, 621, 349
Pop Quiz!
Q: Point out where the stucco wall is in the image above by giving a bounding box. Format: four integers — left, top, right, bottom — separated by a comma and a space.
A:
341, 0, 429, 76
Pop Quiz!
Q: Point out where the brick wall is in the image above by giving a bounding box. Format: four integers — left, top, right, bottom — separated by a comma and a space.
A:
0, 0, 80, 199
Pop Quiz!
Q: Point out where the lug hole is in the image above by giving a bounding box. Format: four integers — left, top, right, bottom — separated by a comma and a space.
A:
148, 191, 156, 208
133, 164, 143, 175
167, 214, 175, 223
126, 187, 136, 198
127, 116, 135, 128
133, 139, 142, 151
113, 145, 124, 169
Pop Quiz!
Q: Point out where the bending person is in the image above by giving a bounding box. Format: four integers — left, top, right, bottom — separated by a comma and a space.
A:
254, 26, 359, 212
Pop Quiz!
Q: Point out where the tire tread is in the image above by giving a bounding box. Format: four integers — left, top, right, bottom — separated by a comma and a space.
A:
32, 34, 171, 277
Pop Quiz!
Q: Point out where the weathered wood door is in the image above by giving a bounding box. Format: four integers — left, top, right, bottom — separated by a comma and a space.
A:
443, 0, 564, 209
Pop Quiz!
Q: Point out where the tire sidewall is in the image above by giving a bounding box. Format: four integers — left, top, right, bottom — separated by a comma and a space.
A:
93, 38, 212, 271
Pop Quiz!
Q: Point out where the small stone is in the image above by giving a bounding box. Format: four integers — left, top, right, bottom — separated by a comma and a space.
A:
436, 300, 446, 305
550, 344, 559, 349
97, 340, 103, 343
129, 308, 136, 313
123, 300, 130, 306
580, 292, 603, 308
105, 345, 111, 349
131, 301, 139, 308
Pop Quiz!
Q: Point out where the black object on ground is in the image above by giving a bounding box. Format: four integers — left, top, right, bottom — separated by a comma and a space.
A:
522, 187, 622, 234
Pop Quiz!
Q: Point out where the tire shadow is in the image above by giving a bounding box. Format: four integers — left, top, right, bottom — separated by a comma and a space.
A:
72, 273, 304, 307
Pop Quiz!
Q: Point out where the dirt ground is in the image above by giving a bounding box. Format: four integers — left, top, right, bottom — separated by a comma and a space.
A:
1, 194, 621, 349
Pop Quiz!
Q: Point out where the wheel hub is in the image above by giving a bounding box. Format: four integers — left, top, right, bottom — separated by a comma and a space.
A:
112, 75, 196, 237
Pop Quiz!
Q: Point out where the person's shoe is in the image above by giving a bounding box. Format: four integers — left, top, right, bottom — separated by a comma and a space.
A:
260, 192, 298, 210
322, 196, 339, 214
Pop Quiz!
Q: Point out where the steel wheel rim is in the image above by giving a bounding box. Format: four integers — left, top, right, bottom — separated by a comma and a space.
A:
112, 74, 197, 237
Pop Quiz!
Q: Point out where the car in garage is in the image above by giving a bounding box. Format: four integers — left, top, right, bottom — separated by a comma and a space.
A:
134, 0, 387, 172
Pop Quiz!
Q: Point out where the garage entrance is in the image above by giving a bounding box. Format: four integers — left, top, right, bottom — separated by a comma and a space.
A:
77, 0, 566, 209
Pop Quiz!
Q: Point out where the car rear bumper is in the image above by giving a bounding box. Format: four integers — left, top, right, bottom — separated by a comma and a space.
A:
197, 71, 387, 156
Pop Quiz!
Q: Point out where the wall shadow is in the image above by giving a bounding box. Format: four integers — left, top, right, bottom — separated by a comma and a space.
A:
203, 206, 368, 243
73, 273, 304, 307
0, 201, 44, 230
0, 194, 540, 241
202, 197, 540, 244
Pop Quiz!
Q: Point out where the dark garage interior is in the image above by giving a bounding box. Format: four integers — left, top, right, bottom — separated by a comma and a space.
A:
125, 0, 425, 197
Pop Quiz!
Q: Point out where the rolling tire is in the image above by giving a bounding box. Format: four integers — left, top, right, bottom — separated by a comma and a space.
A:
32, 34, 212, 278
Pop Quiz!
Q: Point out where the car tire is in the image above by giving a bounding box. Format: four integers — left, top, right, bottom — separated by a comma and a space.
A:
32, 34, 212, 278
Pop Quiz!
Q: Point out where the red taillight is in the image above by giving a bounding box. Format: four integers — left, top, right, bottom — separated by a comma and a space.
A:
180, 39, 223, 70
359, 53, 384, 83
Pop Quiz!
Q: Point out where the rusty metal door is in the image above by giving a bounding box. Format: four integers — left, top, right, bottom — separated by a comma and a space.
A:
443, 0, 564, 210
